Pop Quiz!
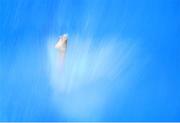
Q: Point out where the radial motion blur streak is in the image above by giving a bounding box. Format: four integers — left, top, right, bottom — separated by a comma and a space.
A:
0, 0, 180, 121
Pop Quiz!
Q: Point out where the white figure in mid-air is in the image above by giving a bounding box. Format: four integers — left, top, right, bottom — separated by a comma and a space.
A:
55, 34, 68, 54
55, 34, 68, 66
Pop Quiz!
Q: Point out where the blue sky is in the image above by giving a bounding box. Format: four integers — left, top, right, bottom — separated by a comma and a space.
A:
0, 0, 180, 121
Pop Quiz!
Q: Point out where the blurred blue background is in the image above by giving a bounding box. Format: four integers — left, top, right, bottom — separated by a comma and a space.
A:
0, 0, 180, 121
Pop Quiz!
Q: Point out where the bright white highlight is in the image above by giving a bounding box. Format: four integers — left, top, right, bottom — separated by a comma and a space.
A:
47, 34, 140, 120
